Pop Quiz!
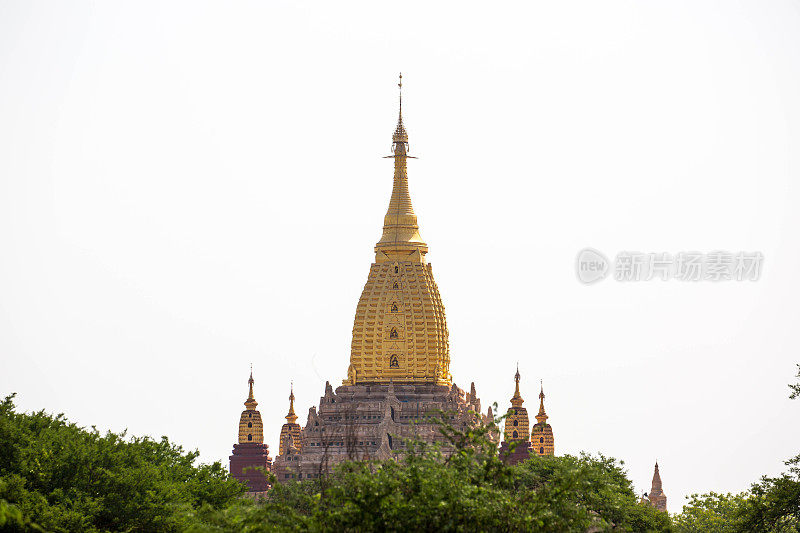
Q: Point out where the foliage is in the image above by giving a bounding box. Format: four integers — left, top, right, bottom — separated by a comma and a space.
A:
673, 364, 800, 532
190, 410, 672, 532
674, 492, 749, 532
790, 364, 800, 400
736, 453, 800, 532
0, 394, 245, 532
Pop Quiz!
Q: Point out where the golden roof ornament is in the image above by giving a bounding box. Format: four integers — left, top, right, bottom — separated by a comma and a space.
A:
285, 383, 298, 424
536, 380, 549, 424
392, 73, 409, 145
504, 366, 530, 443
237, 367, 264, 444
345, 75, 450, 385
278, 383, 301, 455
244, 365, 258, 411
376, 72, 427, 260
511, 363, 524, 407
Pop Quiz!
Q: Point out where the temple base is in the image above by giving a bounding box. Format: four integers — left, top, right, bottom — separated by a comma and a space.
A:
273, 381, 493, 482
229, 443, 272, 492
499, 441, 534, 465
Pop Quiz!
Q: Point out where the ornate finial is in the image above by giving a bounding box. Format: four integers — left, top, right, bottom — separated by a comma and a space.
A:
244, 367, 257, 410
286, 383, 297, 424
536, 380, 548, 424
511, 365, 523, 405
398, 72, 402, 112
375, 73, 426, 260
392, 74, 409, 147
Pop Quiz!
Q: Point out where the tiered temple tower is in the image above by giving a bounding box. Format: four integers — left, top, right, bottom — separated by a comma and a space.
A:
272, 386, 304, 481
228, 370, 272, 493
278, 385, 301, 456
644, 462, 668, 511
499, 367, 534, 464
530, 382, 555, 456
269, 76, 492, 481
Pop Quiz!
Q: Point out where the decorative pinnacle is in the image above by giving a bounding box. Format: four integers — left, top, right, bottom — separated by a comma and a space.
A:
244, 366, 257, 410
536, 380, 548, 424
286, 382, 297, 424
376, 74, 426, 258
398, 72, 402, 112
511, 365, 523, 406
392, 72, 408, 146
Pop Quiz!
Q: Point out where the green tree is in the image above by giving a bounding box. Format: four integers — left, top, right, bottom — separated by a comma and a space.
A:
192, 410, 672, 532
674, 492, 748, 532
674, 364, 800, 532
0, 394, 245, 532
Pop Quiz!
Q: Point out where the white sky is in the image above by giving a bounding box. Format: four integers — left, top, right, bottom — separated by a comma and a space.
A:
1, 1, 799, 514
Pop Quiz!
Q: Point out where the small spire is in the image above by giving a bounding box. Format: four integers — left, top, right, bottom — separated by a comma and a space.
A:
398, 72, 402, 113
285, 383, 298, 424
511, 365, 524, 406
651, 461, 663, 492
392, 72, 408, 147
376, 73, 426, 258
244, 367, 257, 410
536, 380, 548, 424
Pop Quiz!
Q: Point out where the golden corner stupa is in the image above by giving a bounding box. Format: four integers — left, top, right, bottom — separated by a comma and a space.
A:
229, 75, 556, 488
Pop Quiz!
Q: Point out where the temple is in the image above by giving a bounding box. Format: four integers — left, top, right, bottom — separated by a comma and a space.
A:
531, 381, 555, 456
228, 369, 272, 493
499, 367, 534, 464
228, 76, 569, 490
643, 462, 668, 512
346, 73, 448, 386
263, 75, 493, 481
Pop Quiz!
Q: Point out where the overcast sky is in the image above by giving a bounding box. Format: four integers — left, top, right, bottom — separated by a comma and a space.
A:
2, 1, 799, 514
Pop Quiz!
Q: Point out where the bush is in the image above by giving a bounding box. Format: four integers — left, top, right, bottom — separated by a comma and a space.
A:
0, 394, 245, 532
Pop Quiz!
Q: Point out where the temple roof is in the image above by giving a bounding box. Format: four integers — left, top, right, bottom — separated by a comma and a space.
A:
535, 381, 549, 425
346, 75, 450, 385
375, 73, 428, 260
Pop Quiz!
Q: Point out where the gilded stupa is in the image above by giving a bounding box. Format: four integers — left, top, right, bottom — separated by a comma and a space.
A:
346, 73, 449, 386
499, 367, 534, 464
229, 369, 272, 493
530, 382, 555, 456
269, 76, 491, 482
278, 385, 301, 456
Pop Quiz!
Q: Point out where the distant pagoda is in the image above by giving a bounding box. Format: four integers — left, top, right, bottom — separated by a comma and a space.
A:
531, 382, 555, 456
643, 462, 668, 512
228, 369, 272, 493
499, 366, 534, 464
269, 75, 492, 481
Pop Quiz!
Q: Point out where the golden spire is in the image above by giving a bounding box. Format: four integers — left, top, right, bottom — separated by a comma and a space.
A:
535, 380, 548, 424
376, 73, 428, 260
511, 364, 524, 408
244, 365, 258, 411
285, 383, 297, 424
